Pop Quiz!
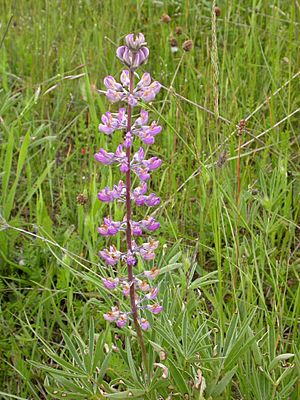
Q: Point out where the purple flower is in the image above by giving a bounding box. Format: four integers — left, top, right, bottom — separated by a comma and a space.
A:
99, 245, 122, 266
98, 108, 127, 134
136, 73, 151, 89
116, 314, 128, 328
132, 221, 143, 236
127, 94, 138, 107
132, 147, 145, 162
104, 76, 123, 91
124, 33, 146, 51
126, 251, 136, 266
133, 182, 148, 197
94, 148, 115, 164
98, 217, 122, 236
140, 318, 150, 331
143, 157, 162, 171
136, 166, 151, 181
102, 277, 119, 290
134, 109, 149, 126
137, 121, 162, 145
146, 287, 159, 300
96, 33, 163, 333
144, 267, 160, 280
139, 240, 159, 261
140, 249, 155, 260
133, 75, 161, 103
124, 132, 133, 148
98, 187, 116, 202
122, 282, 130, 297
98, 180, 126, 203
147, 304, 163, 314
138, 280, 150, 292
104, 306, 120, 322
140, 81, 161, 102
145, 193, 161, 206
141, 216, 160, 231
116, 46, 149, 70
105, 89, 124, 103
134, 193, 160, 207
120, 70, 130, 87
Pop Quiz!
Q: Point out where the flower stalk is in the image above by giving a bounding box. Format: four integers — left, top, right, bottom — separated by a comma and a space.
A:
126, 69, 149, 374
95, 33, 163, 377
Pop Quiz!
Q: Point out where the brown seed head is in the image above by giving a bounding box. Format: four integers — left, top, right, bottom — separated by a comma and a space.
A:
183, 39, 193, 52
161, 13, 171, 23
169, 36, 178, 47
214, 6, 221, 17
175, 26, 183, 35
76, 193, 88, 205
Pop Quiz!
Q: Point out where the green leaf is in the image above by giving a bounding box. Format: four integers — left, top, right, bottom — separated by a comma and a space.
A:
62, 331, 86, 371
269, 353, 294, 370
188, 271, 219, 290
97, 351, 111, 382
211, 366, 238, 396
125, 336, 139, 384
168, 358, 190, 395
5, 130, 30, 219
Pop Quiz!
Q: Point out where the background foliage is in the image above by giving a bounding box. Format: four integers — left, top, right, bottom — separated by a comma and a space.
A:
0, 0, 299, 399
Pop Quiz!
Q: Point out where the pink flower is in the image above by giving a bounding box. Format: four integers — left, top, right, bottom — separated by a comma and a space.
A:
144, 267, 160, 280
99, 245, 122, 266
116, 314, 128, 328
94, 148, 115, 164
104, 306, 120, 322
122, 282, 130, 297
138, 280, 150, 292
102, 277, 119, 290
98, 217, 122, 236
140, 318, 150, 331
146, 287, 158, 300
147, 304, 163, 314
141, 216, 160, 231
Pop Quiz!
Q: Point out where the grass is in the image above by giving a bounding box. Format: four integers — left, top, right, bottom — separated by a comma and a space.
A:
0, 0, 299, 399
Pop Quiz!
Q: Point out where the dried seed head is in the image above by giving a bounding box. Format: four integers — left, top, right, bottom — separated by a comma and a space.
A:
183, 39, 193, 52
161, 13, 171, 23
214, 6, 221, 17
76, 193, 88, 205
238, 119, 246, 135
175, 26, 183, 35
169, 36, 178, 47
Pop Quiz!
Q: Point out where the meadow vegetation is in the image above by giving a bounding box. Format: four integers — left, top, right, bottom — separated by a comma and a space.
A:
0, 1, 299, 399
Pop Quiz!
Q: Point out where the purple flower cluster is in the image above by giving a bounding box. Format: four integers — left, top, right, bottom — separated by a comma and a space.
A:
101, 73, 161, 115
95, 33, 163, 331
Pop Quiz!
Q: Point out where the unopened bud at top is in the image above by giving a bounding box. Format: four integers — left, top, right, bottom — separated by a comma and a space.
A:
125, 33, 146, 52
116, 33, 149, 70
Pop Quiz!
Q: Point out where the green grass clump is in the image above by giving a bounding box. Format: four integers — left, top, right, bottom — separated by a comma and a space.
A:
0, 1, 299, 399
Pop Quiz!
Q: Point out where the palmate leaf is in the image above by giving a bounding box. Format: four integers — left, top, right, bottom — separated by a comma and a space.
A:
45, 375, 93, 397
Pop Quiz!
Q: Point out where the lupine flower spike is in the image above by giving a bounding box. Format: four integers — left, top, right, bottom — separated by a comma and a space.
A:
95, 33, 163, 373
